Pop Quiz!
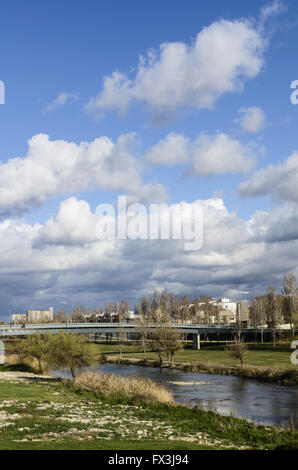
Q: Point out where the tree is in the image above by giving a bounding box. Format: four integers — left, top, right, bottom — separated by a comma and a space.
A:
46, 332, 97, 379
225, 340, 247, 368
54, 309, 69, 323
14, 333, 51, 374
148, 326, 182, 366
249, 296, 267, 344
147, 309, 182, 366
267, 285, 282, 347
282, 272, 298, 336
117, 307, 127, 359
136, 313, 150, 361
199, 296, 215, 324
72, 305, 85, 323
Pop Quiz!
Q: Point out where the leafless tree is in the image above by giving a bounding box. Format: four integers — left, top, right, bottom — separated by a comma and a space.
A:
266, 285, 283, 347
282, 272, 298, 336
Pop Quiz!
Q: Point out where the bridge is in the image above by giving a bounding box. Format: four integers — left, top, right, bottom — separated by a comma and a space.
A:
0, 322, 288, 350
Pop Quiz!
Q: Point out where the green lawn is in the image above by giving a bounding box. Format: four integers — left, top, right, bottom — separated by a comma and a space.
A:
0, 378, 296, 450
92, 341, 296, 369
0, 439, 218, 450
6, 338, 296, 369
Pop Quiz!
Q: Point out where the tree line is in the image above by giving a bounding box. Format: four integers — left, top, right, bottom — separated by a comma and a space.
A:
249, 272, 298, 343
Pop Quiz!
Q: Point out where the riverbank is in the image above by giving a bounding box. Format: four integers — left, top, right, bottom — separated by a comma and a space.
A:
102, 355, 298, 385
94, 341, 297, 370
0, 371, 297, 450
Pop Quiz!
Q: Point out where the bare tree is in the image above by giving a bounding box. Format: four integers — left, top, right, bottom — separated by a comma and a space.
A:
225, 339, 247, 368
267, 285, 282, 347
282, 272, 298, 336
137, 313, 150, 361
148, 311, 182, 366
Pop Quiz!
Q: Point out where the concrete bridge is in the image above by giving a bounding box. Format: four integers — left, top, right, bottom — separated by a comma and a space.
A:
0, 322, 288, 350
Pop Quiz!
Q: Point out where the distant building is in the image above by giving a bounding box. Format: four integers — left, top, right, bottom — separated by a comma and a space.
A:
11, 314, 27, 324
194, 298, 248, 325
123, 310, 139, 322
11, 308, 54, 324
27, 307, 54, 323
212, 298, 237, 314
236, 300, 249, 325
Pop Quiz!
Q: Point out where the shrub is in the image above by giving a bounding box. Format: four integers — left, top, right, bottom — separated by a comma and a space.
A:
46, 332, 98, 379
73, 370, 173, 404
225, 342, 248, 368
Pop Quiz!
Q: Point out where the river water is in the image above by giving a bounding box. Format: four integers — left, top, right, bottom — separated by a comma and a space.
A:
51, 363, 298, 428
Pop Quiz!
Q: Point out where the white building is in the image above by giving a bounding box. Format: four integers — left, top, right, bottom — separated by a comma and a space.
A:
11, 314, 27, 324
211, 298, 237, 315
27, 307, 54, 323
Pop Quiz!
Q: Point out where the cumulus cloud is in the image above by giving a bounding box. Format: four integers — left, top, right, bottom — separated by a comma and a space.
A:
86, 19, 266, 117
46, 92, 79, 111
145, 133, 189, 165
236, 106, 266, 133
0, 133, 168, 212
36, 197, 99, 246
1, 197, 298, 314
190, 133, 257, 177
237, 152, 298, 202
146, 132, 259, 176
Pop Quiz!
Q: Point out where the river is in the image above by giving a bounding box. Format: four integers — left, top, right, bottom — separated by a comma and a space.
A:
51, 363, 298, 428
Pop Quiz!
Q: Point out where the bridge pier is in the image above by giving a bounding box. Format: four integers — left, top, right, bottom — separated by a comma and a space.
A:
0, 340, 5, 364
193, 333, 200, 350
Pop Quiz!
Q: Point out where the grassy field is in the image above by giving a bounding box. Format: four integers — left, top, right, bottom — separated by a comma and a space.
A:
0, 376, 297, 450
5, 337, 297, 369
0, 439, 218, 450
91, 341, 297, 369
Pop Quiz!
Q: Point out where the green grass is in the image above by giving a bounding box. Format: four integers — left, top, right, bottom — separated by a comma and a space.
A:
0, 378, 79, 403
0, 378, 296, 450
0, 439, 220, 450
94, 341, 297, 369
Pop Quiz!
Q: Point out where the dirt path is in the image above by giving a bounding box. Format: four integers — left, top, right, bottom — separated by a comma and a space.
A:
0, 371, 53, 382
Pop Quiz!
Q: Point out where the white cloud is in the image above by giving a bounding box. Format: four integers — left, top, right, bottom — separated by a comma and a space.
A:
237, 152, 298, 202
1, 197, 298, 313
36, 197, 99, 246
236, 106, 266, 133
145, 132, 259, 176
0, 133, 168, 211
190, 133, 257, 177
145, 133, 189, 165
259, 0, 286, 27
46, 92, 79, 111
86, 19, 266, 117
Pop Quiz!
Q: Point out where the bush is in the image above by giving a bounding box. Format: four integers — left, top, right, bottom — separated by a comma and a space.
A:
72, 370, 173, 404
225, 342, 248, 368
46, 332, 98, 379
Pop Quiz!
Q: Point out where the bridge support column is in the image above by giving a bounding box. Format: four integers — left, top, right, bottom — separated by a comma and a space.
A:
0, 340, 5, 364
193, 333, 200, 350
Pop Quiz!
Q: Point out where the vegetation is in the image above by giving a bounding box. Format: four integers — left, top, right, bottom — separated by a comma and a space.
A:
225, 341, 248, 368
12, 333, 51, 374
0, 375, 296, 450
10, 332, 99, 378
95, 341, 298, 384
148, 326, 182, 366
73, 370, 173, 403
95, 340, 296, 367
45, 332, 98, 379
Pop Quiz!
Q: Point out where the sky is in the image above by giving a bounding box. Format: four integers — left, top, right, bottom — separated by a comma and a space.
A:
1, 0, 298, 317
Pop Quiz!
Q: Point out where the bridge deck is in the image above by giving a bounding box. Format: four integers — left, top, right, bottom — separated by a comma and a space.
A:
0, 322, 289, 337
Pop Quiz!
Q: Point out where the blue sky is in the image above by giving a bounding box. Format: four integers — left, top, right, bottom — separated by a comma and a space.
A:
1, 0, 298, 316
